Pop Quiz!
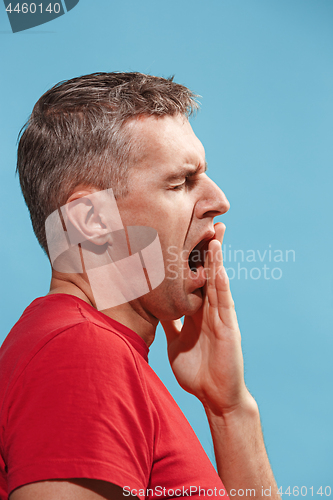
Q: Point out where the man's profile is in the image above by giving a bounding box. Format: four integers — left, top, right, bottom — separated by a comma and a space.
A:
0, 72, 280, 500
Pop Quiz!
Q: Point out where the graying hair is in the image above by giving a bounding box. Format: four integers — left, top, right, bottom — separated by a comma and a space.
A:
17, 72, 199, 253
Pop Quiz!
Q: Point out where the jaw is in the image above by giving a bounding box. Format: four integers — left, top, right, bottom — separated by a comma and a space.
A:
136, 271, 205, 322
163, 269, 206, 319
135, 232, 213, 321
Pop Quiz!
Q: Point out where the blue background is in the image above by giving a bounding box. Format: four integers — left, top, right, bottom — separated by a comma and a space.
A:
1, 0, 332, 490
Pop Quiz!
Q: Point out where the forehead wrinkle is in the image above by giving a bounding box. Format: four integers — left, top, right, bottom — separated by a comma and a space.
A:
127, 114, 207, 182
164, 161, 207, 182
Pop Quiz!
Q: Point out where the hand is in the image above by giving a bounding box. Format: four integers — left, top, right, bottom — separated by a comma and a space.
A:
161, 223, 251, 416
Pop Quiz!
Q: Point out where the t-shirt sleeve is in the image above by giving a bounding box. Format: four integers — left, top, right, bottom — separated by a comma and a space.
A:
4, 321, 154, 497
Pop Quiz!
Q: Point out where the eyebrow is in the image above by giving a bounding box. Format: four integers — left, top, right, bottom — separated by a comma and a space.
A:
165, 161, 208, 182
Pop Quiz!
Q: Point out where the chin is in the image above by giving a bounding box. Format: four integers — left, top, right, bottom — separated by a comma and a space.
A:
184, 287, 205, 313
167, 287, 205, 320
142, 275, 205, 321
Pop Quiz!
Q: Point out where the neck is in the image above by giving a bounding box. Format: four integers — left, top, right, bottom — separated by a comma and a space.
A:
48, 274, 157, 347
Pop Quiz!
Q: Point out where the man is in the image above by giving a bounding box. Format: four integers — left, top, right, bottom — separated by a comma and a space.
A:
0, 73, 279, 500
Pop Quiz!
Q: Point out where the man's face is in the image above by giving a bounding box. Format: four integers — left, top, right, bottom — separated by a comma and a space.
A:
116, 114, 230, 321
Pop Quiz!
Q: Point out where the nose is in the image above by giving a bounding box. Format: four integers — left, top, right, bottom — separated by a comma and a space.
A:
194, 175, 230, 219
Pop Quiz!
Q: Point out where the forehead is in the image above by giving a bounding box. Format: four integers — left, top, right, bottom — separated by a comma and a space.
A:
127, 114, 206, 176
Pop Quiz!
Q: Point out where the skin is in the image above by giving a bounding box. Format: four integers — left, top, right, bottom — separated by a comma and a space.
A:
11, 114, 280, 500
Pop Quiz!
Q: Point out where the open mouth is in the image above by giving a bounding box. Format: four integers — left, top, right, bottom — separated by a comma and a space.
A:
188, 238, 212, 273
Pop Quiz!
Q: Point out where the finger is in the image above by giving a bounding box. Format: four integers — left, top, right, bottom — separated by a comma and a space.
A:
215, 266, 238, 329
204, 224, 225, 288
206, 239, 220, 308
206, 226, 239, 330
210, 227, 233, 307
213, 222, 226, 246
207, 239, 237, 323
160, 319, 183, 344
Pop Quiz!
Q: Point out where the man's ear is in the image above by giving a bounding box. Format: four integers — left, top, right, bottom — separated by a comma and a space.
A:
63, 190, 113, 246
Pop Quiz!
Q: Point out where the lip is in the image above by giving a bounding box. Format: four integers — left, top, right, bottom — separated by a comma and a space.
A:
187, 264, 207, 288
186, 229, 216, 262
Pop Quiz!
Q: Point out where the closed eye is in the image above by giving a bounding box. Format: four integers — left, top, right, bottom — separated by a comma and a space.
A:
170, 176, 199, 191
171, 181, 186, 191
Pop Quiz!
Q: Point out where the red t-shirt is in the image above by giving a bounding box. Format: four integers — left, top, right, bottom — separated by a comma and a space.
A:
0, 295, 228, 500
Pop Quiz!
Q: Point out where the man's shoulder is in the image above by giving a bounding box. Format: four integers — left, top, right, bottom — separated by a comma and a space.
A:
3, 293, 144, 349
0, 294, 148, 398
1, 294, 108, 357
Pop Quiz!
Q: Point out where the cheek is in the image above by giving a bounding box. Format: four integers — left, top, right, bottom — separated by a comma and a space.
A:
120, 206, 154, 227
163, 249, 189, 285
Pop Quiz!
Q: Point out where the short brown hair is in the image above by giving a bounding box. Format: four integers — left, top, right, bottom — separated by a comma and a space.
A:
17, 72, 199, 253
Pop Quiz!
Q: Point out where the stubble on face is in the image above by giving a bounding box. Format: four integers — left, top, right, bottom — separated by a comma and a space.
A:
115, 114, 228, 321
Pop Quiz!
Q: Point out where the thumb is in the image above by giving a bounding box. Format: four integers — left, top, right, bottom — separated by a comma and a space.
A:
160, 319, 183, 344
